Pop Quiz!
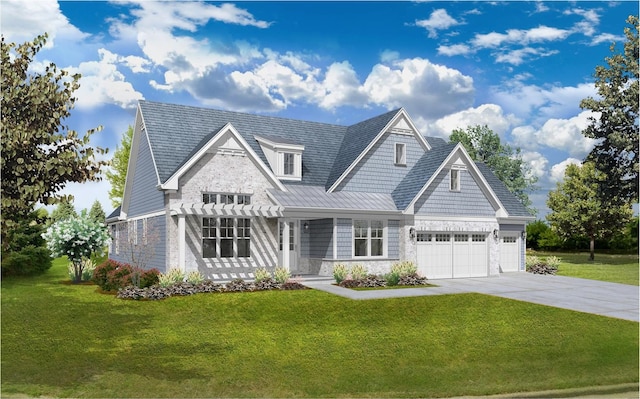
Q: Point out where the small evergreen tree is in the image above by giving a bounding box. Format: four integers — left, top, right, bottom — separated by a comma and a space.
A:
48, 198, 77, 226
88, 200, 106, 224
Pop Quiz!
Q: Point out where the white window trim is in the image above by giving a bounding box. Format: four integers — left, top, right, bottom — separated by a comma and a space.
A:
394, 142, 406, 166
352, 219, 387, 258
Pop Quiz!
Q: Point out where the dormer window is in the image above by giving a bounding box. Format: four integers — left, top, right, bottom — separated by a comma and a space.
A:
255, 135, 304, 181
283, 152, 295, 176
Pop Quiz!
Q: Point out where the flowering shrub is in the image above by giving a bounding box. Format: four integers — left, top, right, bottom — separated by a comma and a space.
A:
43, 212, 110, 283
254, 267, 271, 282
92, 259, 158, 291
186, 270, 205, 285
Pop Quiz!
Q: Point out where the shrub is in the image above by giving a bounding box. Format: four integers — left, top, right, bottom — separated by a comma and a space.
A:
526, 255, 558, 275
398, 273, 429, 286
339, 279, 362, 288
1, 245, 52, 276
333, 263, 349, 284
225, 278, 252, 292
254, 267, 271, 282
186, 270, 205, 285
93, 260, 132, 291
139, 269, 160, 288
280, 281, 307, 290
197, 280, 225, 293
360, 274, 387, 288
391, 261, 417, 277
252, 277, 279, 291
67, 258, 95, 282
350, 264, 367, 280
385, 271, 401, 286
167, 282, 198, 296
273, 267, 290, 284
106, 264, 134, 291
158, 268, 184, 287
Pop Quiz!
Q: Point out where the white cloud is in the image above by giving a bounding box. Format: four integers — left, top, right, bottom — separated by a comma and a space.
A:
490, 81, 596, 123
426, 103, 519, 139
0, 0, 88, 47
590, 33, 625, 46
471, 26, 571, 49
437, 44, 472, 57
363, 58, 475, 120
415, 9, 460, 38
550, 158, 582, 183
534, 111, 599, 157
66, 50, 144, 109
320, 62, 368, 109
521, 151, 548, 180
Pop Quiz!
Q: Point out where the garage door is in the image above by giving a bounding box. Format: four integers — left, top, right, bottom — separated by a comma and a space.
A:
416, 232, 488, 279
499, 234, 520, 272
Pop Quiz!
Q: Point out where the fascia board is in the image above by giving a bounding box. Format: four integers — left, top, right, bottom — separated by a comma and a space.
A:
160, 123, 287, 192
255, 135, 305, 152
399, 108, 431, 151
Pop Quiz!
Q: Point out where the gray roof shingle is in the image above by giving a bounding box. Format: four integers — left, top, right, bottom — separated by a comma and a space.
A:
475, 163, 533, 217
270, 185, 399, 212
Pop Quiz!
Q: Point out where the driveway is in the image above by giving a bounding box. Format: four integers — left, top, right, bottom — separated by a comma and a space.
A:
302, 273, 639, 322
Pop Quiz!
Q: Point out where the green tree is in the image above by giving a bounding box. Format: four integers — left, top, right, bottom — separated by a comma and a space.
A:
47, 198, 77, 226
1, 33, 108, 252
106, 125, 133, 208
546, 162, 633, 261
88, 200, 106, 224
449, 125, 537, 213
525, 220, 549, 250
580, 15, 639, 203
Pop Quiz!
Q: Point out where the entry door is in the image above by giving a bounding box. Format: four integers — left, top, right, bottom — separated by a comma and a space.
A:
499, 234, 520, 272
279, 220, 298, 271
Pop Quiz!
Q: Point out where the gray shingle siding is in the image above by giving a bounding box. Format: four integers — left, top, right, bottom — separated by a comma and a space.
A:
336, 218, 352, 258
415, 169, 496, 216
309, 219, 334, 258
388, 220, 399, 258
336, 133, 424, 193
108, 215, 166, 272
476, 163, 532, 217
127, 130, 164, 217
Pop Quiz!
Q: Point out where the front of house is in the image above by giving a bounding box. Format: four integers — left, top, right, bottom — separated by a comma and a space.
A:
106, 101, 534, 280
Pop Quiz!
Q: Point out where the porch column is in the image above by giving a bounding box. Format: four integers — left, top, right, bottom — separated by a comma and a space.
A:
282, 219, 290, 272
178, 214, 186, 273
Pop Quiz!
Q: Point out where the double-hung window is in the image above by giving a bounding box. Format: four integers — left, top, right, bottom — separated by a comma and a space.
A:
450, 169, 460, 191
283, 152, 295, 176
354, 220, 385, 257
202, 217, 251, 258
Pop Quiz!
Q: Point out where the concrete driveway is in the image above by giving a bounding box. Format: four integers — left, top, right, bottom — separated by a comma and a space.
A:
303, 273, 639, 322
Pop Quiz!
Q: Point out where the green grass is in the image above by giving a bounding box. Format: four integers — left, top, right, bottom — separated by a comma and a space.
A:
2, 258, 638, 398
530, 251, 639, 286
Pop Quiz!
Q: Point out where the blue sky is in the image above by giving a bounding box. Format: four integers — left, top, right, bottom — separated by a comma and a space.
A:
1, 1, 636, 217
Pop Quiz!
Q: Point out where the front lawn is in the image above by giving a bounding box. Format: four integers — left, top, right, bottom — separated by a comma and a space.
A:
2, 258, 638, 398
530, 252, 639, 286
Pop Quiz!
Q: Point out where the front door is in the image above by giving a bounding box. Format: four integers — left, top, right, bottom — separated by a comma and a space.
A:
278, 220, 298, 272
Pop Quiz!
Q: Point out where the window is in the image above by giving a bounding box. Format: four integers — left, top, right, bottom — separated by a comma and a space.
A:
394, 143, 406, 165
472, 234, 486, 242
203, 193, 217, 204
283, 152, 295, 176
503, 236, 517, 243
202, 217, 251, 258
237, 195, 251, 205
279, 222, 294, 251
202, 218, 217, 258
128, 220, 138, 246
450, 169, 460, 191
220, 194, 235, 205
454, 234, 468, 242
354, 220, 385, 257
219, 218, 234, 257
435, 233, 451, 242
416, 233, 432, 242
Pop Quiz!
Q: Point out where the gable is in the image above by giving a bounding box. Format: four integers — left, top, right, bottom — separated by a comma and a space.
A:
414, 167, 497, 217
327, 109, 430, 192
334, 130, 426, 194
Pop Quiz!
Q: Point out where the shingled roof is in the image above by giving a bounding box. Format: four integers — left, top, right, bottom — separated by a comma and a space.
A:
475, 163, 533, 217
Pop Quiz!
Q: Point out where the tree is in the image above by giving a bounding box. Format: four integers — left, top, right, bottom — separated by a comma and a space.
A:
106, 126, 133, 208
450, 125, 537, 212
1, 33, 108, 252
47, 198, 77, 226
89, 200, 106, 224
546, 162, 633, 261
580, 15, 639, 203
42, 211, 111, 283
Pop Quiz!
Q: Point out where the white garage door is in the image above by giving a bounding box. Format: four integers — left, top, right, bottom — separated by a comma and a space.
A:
417, 232, 488, 279
499, 234, 520, 272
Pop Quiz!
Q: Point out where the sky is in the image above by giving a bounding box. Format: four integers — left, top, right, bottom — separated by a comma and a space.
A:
1, 0, 636, 218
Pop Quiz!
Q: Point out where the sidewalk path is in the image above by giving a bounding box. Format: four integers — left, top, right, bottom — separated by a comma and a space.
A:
302, 273, 639, 322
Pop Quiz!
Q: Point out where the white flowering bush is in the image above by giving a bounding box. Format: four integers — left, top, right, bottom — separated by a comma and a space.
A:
42, 211, 111, 283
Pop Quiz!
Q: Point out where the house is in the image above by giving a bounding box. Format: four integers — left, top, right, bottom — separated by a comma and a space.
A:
106, 100, 534, 280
